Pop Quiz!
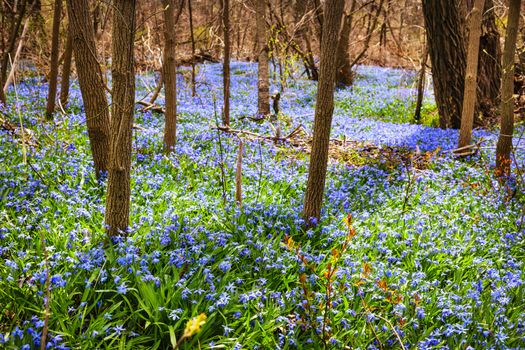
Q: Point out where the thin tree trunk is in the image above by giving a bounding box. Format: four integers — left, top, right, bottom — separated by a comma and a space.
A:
235, 140, 244, 207
149, 73, 163, 105
0, 0, 27, 103
67, 0, 111, 177
458, 0, 485, 149
256, 0, 270, 116
222, 0, 231, 126
335, 0, 356, 86
162, 0, 178, 152
105, 0, 136, 236
414, 45, 428, 122
60, 22, 73, 108
495, 0, 521, 176
476, 0, 501, 124
304, 29, 318, 80
348, 0, 385, 69
303, 0, 345, 226
45, 0, 62, 120
188, 0, 196, 96
2, 15, 30, 94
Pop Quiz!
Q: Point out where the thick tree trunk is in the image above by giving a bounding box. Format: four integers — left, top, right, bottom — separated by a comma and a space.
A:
222, 0, 231, 126
256, 0, 270, 116
422, 1, 466, 129
60, 23, 73, 108
303, 0, 344, 226
495, 0, 521, 176
105, 0, 136, 236
67, 0, 111, 177
162, 0, 178, 152
458, 0, 485, 149
45, 0, 62, 120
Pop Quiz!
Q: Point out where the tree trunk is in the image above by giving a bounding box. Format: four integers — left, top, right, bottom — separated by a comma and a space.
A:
293, 0, 318, 80
105, 0, 136, 236
348, 0, 385, 69
60, 23, 73, 108
495, 0, 521, 176
256, 0, 270, 116
45, 0, 62, 120
188, 0, 196, 96
162, 0, 178, 152
414, 45, 428, 122
0, 0, 27, 104
476, 0, 501, 124
458, 0, 485, 149
2, 15, 30, 95
67, 0, 111, 177
335, 0, 355, 86
222, 0, 231, 126
303, 0, 344, 226
422, 1, 466, 129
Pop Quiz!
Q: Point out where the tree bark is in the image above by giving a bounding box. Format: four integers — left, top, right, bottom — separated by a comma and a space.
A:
0, 0, 27, 104
348, 0, 385, 69
45, 0, 62, 120
256, 0, 270, 116
414, 45, 428, 122
162, 0, 178, 152
2, 14, 30, 95
222, 0, 231, 126
495, 0, 521, 176
293, 0, 318, 80
335, 0, 355, 86
422, 1, 467, 129
476, 0, 501, 123
60, 22, 73, 108
303, 0, 344, 226
188, 0, 196, 96
67, 0, 111, 177
105, 0, 136, 236
458, 0, 485, 149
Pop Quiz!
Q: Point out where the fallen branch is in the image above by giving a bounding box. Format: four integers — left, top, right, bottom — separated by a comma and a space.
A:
137, 100, 165, 114
132, 123, 147, 131
451, 140, 483, 156
0, 114, 38, 147
214, 125, 305, 143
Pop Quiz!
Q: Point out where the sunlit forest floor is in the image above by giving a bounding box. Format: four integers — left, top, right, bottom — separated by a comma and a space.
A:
1, 62, 525, 349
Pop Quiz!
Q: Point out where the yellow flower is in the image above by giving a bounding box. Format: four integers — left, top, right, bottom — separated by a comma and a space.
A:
183, 313, 207, 338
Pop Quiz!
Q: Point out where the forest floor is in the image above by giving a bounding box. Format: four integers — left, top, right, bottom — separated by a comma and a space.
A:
1, 62, 525, 349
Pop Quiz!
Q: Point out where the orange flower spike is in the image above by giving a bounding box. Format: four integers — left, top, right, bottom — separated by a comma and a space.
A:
363, 262, 372, 276
348, 227, 356, 240
300, 273, 307, 283
354, 279, 365, 287
413, 293, 420, 306
343, 213, 352, 229
377, 279, 388, 291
